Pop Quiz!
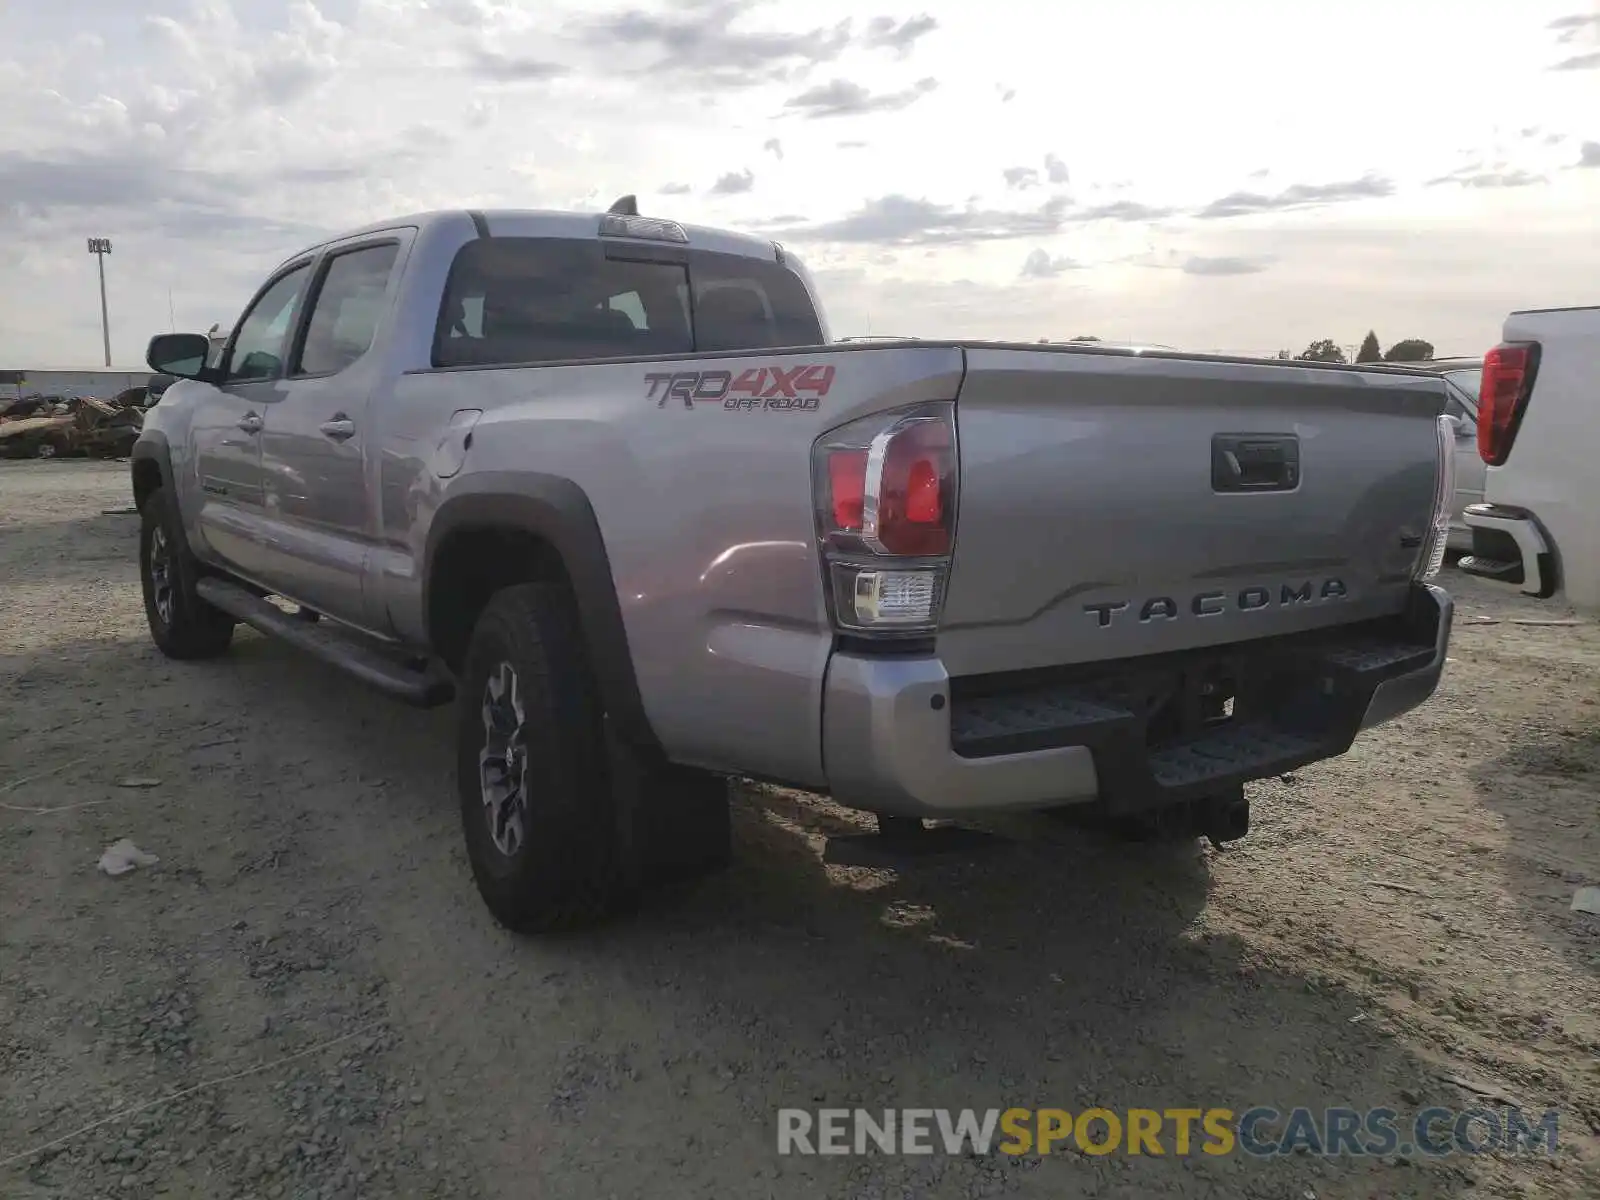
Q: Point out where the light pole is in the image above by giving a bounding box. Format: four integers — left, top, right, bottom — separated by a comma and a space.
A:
87, 237, 112, 367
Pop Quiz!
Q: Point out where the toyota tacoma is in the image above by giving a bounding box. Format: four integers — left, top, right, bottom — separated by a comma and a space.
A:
131, 197, 1457, 932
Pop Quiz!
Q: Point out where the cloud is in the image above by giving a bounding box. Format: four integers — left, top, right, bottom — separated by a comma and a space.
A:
1550, 12, 1600, 41
1196, 174, 1394, 219
1428, 167, 1547, 189
466, 46, 570, 83
144, 3, 347, 110
1067, 200, 1173, 223
576, 3, 852, 85
1021, 249, 1082, 278
837, 140, 868, 149
783, 77, 938, 118
659, 181, 692, 194
1044, 154, 1069, 185
1181, 255, 1270, 276
709, 168, 755, 195
0, 149, 329, 242
763, 137, 783, 160
776, 193, 1070, 246
1580, 142, 1600, 168
862, 14, 939, 55
1550, 50, 1600, 70
1003, 166, 1039, 189
432, 0, 495, 27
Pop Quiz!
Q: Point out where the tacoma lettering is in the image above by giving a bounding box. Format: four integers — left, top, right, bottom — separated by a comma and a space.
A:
1084, 579, 1349, 628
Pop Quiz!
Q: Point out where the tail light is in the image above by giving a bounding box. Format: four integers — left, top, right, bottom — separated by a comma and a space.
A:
812, 403, 957, 635
1478, 342, 1539, 466
1414, 413, 1457, 581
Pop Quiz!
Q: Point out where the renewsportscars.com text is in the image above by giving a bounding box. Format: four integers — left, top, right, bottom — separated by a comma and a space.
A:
777, 1106, 1560, 1158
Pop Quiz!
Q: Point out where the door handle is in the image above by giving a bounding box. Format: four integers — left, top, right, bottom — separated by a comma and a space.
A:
237, 413, 263, 434
319, 416, 356, 441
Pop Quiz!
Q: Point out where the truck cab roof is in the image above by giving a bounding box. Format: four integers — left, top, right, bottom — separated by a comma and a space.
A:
277, 207, 783, 275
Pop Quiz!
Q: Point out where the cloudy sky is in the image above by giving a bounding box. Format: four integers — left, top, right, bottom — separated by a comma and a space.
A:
2, 0, 1598, 366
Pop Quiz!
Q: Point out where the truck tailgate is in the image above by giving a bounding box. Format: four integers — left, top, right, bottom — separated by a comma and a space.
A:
938, 347, 1446, 677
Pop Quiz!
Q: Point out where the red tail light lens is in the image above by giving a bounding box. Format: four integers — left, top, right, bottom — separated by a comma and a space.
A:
870, 416, 954, 555
827, 450, 867, 530
815, 405, 958, 556
1478, 342, 1539, 467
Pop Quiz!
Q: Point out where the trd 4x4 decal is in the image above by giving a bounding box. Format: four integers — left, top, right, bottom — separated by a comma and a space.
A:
645, 364, 836, 411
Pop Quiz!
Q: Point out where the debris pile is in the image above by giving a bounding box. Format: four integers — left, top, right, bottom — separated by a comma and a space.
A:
0, 387, 153, 460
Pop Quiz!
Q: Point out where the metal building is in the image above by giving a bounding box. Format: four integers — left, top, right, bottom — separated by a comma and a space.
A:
0, 367, 154, 403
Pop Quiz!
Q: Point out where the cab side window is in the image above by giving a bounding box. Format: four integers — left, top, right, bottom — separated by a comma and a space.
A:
225, 264, 311, 383
294, 244, 400, 377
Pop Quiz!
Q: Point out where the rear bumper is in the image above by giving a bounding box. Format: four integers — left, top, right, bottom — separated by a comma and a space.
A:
821, 584, 1452, 819
1460, 504, 1557, 599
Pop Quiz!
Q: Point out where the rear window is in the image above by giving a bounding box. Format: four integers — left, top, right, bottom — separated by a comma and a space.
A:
432, 237, 823, 368
689, 252, 824, 353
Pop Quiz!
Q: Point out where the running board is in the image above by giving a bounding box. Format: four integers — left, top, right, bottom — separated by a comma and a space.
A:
195, 578, 454, 708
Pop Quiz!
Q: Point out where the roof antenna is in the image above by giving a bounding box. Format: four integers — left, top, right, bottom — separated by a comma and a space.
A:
607, 194, 639, 216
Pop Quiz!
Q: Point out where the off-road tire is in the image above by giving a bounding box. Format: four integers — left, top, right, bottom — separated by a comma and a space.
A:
139, 486, 235, 660
456, 584, 629, 933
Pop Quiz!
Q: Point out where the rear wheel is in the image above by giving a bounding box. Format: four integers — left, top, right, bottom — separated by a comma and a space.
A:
456, 584, 627, 932
139, 486, 235, 660
455, 583, 732, 933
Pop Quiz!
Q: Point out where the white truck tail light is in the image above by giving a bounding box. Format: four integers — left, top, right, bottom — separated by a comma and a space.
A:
813, 403, 957, 635
1477, 341, 1539, 466
1415, 413, 1457, 581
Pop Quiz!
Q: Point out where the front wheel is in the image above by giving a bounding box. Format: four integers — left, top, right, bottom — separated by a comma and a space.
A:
139, 487, 235, 660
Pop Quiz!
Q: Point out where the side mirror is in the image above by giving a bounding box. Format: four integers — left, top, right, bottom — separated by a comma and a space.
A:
147, 333, 215, 380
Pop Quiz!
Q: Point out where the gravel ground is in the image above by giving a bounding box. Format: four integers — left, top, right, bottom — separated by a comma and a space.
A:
2, 458, 1598, 1200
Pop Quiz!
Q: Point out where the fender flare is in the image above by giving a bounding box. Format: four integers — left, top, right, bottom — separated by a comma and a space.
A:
130, 432, 175, 511
424, 472, 662, 757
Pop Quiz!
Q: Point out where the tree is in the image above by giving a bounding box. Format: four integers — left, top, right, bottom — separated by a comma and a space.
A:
1069, 335, 1101, 342
1296, 339, 1347, 364
1275, 349, 1294, 360
1356, 331, 1382, 363
1384, 339, 1435, 362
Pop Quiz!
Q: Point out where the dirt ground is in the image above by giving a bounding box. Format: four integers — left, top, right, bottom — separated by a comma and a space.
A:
2, 458, 1597, 1200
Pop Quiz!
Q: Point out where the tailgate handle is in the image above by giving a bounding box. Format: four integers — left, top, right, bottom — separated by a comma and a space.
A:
1212, 434, 1299, 493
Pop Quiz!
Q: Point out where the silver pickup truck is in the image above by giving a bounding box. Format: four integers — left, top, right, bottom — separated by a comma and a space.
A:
132, 198, 1457, 932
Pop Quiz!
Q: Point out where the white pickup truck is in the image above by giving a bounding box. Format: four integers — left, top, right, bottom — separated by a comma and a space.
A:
1461, 306, 1600, 612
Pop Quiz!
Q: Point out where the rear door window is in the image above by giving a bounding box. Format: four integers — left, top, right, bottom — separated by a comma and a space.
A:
294, 243, 399, 376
